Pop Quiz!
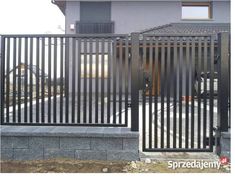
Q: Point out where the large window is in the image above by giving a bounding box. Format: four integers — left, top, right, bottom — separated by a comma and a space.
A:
182, 2, 212, 20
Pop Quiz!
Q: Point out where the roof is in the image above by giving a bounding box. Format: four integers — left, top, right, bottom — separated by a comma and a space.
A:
141, 23, 230, 35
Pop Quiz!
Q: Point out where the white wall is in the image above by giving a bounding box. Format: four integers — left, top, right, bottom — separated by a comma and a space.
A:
65, 1, 230, 34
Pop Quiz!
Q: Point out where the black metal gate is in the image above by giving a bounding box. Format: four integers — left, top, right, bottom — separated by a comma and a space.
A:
138, 33, 230, 152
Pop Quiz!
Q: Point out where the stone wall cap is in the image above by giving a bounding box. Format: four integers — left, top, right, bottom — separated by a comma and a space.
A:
0, 126, 139, 138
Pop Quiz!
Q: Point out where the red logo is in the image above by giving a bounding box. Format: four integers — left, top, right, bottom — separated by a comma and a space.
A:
220, 156, 229, 165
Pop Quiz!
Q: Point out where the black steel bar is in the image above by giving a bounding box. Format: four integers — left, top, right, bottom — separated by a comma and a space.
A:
0, 36, 5, 124
107, 39, 111, 124
95, 38, 99, 123
149, 37, 153, 149
1, 123, 127, 127
185, 37, 190, 148
2, 34, 128, 38
83, 38, 87, 123
53, 38, 57, 123
203, 37, 208, 148
130, 33, 139, 131
101, 38, 105, 124
48, 38, 52, 123
197, 37, 202, 149
166, 37, 171, 148
173, 37, 177, 148
191, 37, 195, 148
35, 37, 39, 123
142, 35, 147, 150
88, 38, 93, 124
124, 37, 129, 126
154, 38, 159, 148
160, 37, 165, 148
143, 148, 212, 152
71, 38, 76, 123
113, 38, 117, 124
60, 37, 64, 123
29, 38, 33, 124
217, 32, 229, 132
18, 38, 22, 123
118, 38, 123, 124
209, 36, 214, 150
6, 38, 10, 123
41, 37, 45, 123
178, 38, 183, 148
77, 38, 81, 123
65, 37, 69, 123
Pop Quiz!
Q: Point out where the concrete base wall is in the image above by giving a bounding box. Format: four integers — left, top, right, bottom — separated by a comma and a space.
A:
0, 126, 139, 161
220, 131, 231, 159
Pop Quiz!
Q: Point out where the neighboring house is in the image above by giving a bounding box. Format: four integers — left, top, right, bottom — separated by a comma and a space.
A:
52, 0, 230, 34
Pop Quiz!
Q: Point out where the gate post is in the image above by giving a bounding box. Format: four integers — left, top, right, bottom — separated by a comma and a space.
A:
131, 33, 140, 131
217, 32, 230, 132
0, 36, 5, 124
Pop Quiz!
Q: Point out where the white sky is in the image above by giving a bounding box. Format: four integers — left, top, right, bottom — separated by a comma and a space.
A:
0, 0, 65, 34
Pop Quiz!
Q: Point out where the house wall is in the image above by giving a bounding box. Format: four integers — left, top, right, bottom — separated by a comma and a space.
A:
64, 1, 230, 34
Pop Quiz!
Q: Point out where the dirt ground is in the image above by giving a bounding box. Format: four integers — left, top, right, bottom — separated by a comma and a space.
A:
0, 159, 230, 173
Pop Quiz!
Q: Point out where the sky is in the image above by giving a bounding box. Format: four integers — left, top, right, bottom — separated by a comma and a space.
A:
0, 0, 65, 34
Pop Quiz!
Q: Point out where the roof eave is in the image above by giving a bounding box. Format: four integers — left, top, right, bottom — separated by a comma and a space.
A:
52, 0, 66, 15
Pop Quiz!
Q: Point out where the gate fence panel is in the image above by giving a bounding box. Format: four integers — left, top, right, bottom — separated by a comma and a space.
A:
0, 34, 131, 126
140, 34, 218, 152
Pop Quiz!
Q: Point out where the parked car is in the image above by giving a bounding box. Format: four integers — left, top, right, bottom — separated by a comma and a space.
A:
194, 72, 218, 97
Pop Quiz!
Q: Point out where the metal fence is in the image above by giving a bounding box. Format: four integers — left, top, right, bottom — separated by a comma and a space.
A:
0, 34, 130, 127
0, 32, 230, 141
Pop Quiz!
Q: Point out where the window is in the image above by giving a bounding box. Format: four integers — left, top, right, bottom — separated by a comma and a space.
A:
77, 2, 114, 34
182, 2, 212, 20
80, 54, 109, 78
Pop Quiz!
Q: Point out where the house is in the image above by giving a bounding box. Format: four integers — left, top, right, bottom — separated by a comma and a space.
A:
52, 0, 230, 34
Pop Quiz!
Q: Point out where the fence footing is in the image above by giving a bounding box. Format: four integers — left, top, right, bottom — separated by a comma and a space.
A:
0, 126, 139, 161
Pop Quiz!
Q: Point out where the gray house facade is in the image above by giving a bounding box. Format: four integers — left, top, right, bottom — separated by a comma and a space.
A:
53, 0, 230, 34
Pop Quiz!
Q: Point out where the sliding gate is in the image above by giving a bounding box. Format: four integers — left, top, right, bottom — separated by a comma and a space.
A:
139, 33, 229, 152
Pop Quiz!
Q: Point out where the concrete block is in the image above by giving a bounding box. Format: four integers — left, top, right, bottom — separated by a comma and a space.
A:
91, 138, 122, 150
1, 136, 13, 149
44, 149, 75, 159
1, 148, 13, 160
13, 149, 43, 160
107, 150, 139, 161
1, 137, 28, 149
123, 138, 139, 150
75, 150, 107, 160
29, 137, 60, 149
60, 137, 90, 149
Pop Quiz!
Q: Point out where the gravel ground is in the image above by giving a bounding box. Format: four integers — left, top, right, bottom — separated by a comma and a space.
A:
0, 159, 230, 173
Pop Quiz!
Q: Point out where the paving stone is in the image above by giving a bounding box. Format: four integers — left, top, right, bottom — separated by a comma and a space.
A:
75, 150, 107, 160
1, 136, 28, 149
29, 137, 59, 149
86, 127, 104, 137
50, 127, 88, 137
13, 149, 43, 160
1, 148, 13, 160
91, 138, 122, 150
107, 150, 139, 161
44, 149, 75, 159
123, 138, 139, 150
60, 137, 90, 149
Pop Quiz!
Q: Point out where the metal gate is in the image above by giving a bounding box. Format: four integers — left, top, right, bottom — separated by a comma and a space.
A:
138, 33, 230, 152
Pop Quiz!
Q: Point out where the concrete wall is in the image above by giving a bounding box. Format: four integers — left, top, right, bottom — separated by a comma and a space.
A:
65, 1, 230, 34
1, 126, 139, 161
